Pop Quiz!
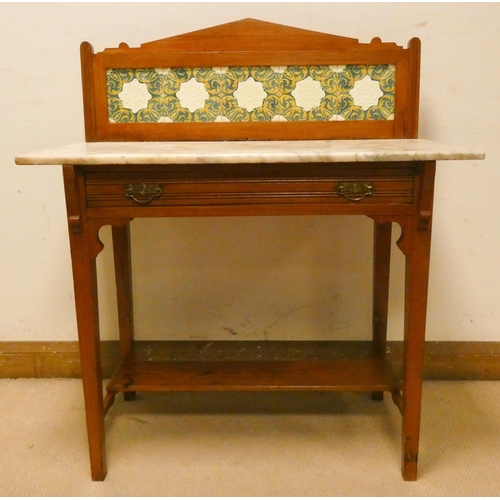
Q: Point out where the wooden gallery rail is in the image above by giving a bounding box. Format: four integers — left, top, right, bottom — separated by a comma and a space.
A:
16, 19, 484, 481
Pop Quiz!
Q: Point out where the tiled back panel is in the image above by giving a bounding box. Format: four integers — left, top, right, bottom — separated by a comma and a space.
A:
107, 65, 395, 124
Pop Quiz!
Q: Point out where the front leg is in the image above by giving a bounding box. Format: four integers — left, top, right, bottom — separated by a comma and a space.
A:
400, 162, 436, 480
64, 166, 107, 481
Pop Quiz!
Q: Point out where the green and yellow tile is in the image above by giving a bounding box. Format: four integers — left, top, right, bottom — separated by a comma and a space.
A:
107, 65, 395, 123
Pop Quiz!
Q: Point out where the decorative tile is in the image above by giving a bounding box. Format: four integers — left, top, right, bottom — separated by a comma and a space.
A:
118, 79, 151, 113
350, 75, 384, 111
107, 65, 395, 123
177, 78, 210, 112
292, 76, 326, 112
233, 77, 267, 112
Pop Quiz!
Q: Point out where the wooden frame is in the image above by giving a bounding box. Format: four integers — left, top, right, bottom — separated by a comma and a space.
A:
81, 18, 420, 142
44, 19, 444, 482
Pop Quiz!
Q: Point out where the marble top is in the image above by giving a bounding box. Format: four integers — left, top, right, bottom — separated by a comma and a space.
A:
15, 139, 485, 166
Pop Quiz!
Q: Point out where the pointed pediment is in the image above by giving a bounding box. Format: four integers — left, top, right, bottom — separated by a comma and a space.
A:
140, 18, 360, 51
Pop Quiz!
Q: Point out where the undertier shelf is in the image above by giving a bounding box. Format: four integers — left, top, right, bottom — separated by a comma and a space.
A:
106, 358, 401, 393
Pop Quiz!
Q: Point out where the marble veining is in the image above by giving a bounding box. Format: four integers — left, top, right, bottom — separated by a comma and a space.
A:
16, 140, 485, 166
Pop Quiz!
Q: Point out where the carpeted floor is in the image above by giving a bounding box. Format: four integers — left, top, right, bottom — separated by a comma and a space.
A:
2, 379, 500, 496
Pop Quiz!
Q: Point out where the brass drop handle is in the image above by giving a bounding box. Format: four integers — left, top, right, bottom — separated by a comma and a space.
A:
125, 183, 162, 204
337, 182, 373, 201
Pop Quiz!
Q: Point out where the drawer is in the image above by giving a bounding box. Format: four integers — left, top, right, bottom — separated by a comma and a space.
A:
85, 164, 414, 208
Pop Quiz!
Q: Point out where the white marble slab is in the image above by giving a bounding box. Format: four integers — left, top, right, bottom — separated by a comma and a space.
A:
15, 139, 485, 166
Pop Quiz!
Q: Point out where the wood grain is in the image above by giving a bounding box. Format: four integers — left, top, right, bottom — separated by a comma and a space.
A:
106, 359, 401, 393
2, 341, 500, 380
80, 19, 419, 142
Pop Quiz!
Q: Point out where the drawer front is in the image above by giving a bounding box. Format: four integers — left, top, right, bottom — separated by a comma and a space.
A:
85, 165, 414, 208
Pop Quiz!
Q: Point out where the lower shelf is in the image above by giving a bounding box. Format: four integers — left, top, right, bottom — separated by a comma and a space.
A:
106, 358, 401, 393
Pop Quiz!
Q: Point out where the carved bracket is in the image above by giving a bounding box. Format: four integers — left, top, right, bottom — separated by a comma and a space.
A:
417, 162, 436, 231
62, 166, 83, 234
368, 215, 413, 257
88, 219, 133, 260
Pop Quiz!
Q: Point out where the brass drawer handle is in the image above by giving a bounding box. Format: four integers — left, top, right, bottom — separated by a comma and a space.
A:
337, 182, 373, 201
125, 183, 162, 204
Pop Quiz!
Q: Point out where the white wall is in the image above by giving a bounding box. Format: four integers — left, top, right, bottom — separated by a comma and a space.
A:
1, 3, 497, 343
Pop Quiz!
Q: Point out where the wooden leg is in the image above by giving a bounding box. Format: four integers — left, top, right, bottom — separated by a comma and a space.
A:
372, 221, 392, 401
63, 166, 107, 481
68, 226, 107, 481
112, 223, 136, 401
400, 162, 436, 481
400, 217, 432, 480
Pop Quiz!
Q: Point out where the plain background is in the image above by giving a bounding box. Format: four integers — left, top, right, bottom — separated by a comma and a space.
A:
1, 2, 497, 344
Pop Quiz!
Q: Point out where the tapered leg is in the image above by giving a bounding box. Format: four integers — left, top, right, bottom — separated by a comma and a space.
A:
400, 215, 432, 481
401, 162, 435, 481
68, 226, 107, 481
64, 166, 106, 481
372, 221, 392, 401
112, 223, 136, 401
